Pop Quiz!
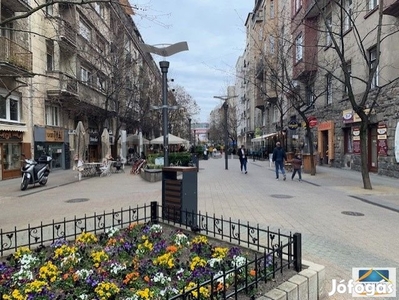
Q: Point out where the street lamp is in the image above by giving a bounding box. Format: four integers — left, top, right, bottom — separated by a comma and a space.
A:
188, 118, 192, 146
213, 95, 237, 170
140, 42, 189, 166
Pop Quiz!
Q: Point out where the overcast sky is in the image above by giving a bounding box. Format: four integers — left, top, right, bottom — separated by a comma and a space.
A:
132, 1, 253, 123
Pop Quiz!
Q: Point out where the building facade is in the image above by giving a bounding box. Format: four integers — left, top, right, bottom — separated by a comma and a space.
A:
241, 0, 399, 177
0, 0, 161, 180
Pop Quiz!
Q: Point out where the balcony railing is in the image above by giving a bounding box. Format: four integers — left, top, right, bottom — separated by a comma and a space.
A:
0, 36, 33, 76
2, 0, 31, 12
47, 72, 78, 96
58, 18, 77, 47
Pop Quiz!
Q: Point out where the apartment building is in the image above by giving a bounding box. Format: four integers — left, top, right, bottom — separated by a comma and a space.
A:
0, 0, 161, 180
242, 0, 399, 177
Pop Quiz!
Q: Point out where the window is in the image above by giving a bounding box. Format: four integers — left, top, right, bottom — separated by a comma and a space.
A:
325, 11, 332, 46
45, 0, 53, 15
270, 0, 275, 19
368, 0, 377, 11
96, 36, 106, 54
344, 60, 352, 94
46, 40, 54, 71
306, 84, 314, 106
0, 94, 20, 122
295, 0, 302, 12
80, 67, 92, 84
273, 105, 279, 123
269, 36, 275, 54
258, 28, 263, 41
295, 33, 303, 62
344, 0, 353, 32
45, 105, 60, 126
326, 74, 333, 105
79, 18, 91, 41
369, 47, 378, 88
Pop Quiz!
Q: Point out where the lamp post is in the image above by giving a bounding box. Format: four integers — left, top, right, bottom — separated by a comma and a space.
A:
188, 118, 192, 146
140, 42, 189, 166
213, 95, 237, 170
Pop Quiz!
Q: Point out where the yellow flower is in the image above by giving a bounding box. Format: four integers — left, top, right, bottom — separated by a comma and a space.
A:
184, 282, 210, 299
76, 232, 98, 244
3, 289, 26, 300
212, 247, 228, 259
191, 235, 208, 245
13, 247, 31, 260
94, 282, 120, 300
39, 261, 59, 283
190, 256, 207, 271
153, 252, 175, 269
24, 280, 48, 294
136, 287, 153, 299
53, 244, 76, 259
90, 250, 109, 268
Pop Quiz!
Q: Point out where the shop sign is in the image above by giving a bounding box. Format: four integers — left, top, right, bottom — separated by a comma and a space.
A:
352, 127, 361, 154
377, 123, 388, 156
342, 109, 353, 123
318, 121, 333, 131
308, 116, 318, 128
288, 120, 299, 130
46, 129, 64, 142
0, 131, 23, 140
89, 133, 99, 145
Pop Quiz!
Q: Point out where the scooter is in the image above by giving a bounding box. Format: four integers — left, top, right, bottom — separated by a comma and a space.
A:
20, 155, 52, 191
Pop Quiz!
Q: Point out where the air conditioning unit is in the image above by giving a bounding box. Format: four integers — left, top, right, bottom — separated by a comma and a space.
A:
255, 10, 263, 22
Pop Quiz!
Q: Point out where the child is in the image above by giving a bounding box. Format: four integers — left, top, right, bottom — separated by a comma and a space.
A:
291, 153, 302, 181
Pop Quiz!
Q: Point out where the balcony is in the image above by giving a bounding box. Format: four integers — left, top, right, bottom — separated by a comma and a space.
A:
383, 0, 399, 17
0, 37, 33, 77
47, 72, 78, 98
57, 18, 77, 49
256, 60, 264, 80
2, 0, 31, 12
305, 0, 328, 19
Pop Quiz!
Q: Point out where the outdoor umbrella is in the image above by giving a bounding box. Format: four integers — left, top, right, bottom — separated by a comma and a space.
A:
101, 128, 111, 160
150, 133, 189, 145
126, 134, 150, 145
75, 121, 86, 161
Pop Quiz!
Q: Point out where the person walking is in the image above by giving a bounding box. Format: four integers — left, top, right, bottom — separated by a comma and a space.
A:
272, 141, 287, 180
238, 145, 248, 174
291, 153, 302, 181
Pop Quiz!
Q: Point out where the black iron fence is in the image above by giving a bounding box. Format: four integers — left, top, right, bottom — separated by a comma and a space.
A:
0, 201, 302, 299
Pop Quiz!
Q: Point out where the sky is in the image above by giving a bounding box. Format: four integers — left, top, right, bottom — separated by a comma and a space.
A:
132, 1, 253, 123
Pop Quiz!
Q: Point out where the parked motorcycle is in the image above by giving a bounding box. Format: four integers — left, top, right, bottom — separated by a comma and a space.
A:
20, 155, 52, 191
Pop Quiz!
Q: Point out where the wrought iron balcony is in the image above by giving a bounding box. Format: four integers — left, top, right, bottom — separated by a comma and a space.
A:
57, 18, 77, 48
0, 37, 33, 77
305, 0, 328, 19
2, 0, 31, 12
383, 0, 399, 17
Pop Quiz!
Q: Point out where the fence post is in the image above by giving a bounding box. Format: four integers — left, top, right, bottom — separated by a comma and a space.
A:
293, 232, 302, 272
151, 201, 158, 224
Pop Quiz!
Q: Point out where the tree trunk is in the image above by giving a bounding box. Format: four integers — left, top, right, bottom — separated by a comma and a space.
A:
360, 121, 372, 189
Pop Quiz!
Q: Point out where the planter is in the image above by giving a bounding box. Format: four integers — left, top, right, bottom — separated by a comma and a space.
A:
140, 168, 162, 182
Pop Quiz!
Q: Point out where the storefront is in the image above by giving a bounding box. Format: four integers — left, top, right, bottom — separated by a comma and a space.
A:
317, 120, 335, 165
0, 130, 24, 180
34, 126, 71, 170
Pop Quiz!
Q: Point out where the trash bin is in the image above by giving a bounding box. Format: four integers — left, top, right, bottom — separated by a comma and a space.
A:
162, 166, 198, 226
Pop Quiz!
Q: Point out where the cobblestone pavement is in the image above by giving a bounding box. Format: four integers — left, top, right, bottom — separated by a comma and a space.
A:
1, 158, 398, 299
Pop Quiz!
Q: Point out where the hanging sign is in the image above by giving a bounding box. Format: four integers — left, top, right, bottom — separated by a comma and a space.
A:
352, 127, 361, 155
288, 120, 299, 130
377, 123, 388, 156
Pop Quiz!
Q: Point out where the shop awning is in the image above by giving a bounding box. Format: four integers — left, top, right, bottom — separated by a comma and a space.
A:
0, 124, 27, 132
251, 132, 277, 143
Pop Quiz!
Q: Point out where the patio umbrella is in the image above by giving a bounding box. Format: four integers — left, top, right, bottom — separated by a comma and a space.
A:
150, 133, 189, 145
75, 121, 86, 161
101, 128, 111, 159
126, 134, 150, 145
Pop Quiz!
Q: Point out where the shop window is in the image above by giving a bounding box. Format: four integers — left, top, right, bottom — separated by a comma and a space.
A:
46, 105, 60, 126
0, 94, 20, 122
3, 143, 22, 170
344, 128, 353, 154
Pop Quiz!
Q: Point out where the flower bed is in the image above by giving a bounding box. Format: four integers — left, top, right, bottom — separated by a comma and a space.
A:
0, 223, 273, 300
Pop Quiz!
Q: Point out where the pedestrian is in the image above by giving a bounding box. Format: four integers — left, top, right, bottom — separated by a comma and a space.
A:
272, 141, 287, 180
291, 153, 302, 181
238, 145, 248, 174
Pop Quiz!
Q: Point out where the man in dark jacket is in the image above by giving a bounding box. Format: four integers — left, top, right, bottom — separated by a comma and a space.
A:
238, 145, 248, 174
272, 142, 287, 180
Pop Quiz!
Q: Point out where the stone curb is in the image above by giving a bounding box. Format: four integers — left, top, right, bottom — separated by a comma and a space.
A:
257, 261, 326, 300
